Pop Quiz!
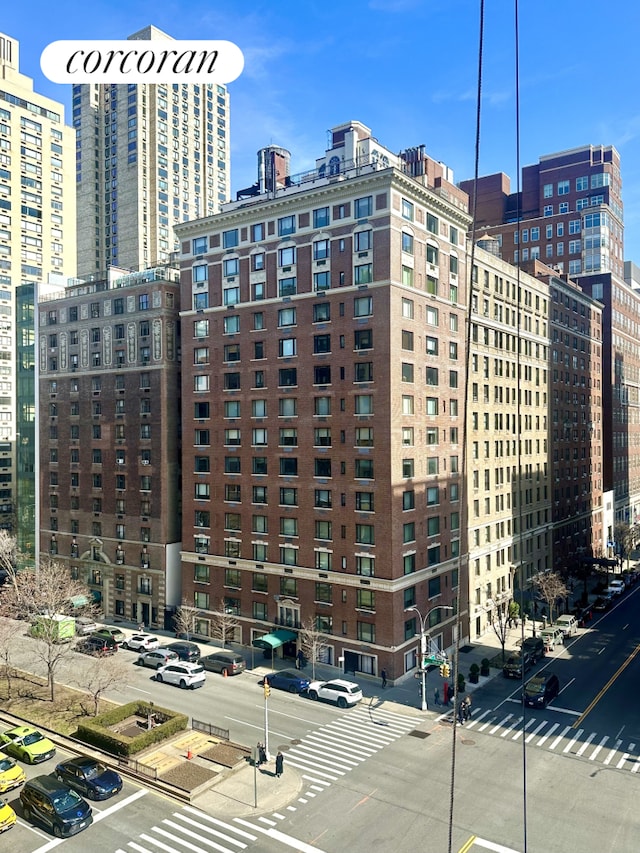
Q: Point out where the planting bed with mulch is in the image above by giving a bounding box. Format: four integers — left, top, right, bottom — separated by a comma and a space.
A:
159, 761, 218, 792
199, 741, 251, 767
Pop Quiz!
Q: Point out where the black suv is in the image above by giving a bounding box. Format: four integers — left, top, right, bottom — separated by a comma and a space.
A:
166, 641, 200, 662
523, 673, 560, 708
20, 775, 93, 838
77, 635, 117, 656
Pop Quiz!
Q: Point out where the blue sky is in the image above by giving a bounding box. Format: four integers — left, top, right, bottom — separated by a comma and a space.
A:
5, 0, 640, 263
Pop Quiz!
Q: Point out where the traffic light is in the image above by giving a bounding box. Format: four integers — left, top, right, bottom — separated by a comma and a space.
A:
442, 662, 451, 678
263, 682, 271, 699
439, 664, 445, 677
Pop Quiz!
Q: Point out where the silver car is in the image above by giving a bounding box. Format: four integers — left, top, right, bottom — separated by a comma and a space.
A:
137, 648, 179, 669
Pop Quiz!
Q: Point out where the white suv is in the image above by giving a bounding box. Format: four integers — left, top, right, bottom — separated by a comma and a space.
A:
122, 633, 160, 652
307, 678, 362, 708
155, 662, 206, 689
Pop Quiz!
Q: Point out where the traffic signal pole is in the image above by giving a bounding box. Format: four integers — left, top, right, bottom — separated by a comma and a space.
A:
263, 681, 271, 760
419, 632, 428, 711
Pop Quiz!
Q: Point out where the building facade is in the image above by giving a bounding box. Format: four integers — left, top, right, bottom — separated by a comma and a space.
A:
0, 32, 76, 542
38, 266, 182, 626
461, 145, 624, 280
176, 122, 470, 680
74, 25, 230, 275
467, 247, 552, 637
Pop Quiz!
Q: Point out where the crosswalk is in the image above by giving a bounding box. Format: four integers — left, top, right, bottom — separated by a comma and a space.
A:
115, 704, 421, 853
449, 702, 640, 773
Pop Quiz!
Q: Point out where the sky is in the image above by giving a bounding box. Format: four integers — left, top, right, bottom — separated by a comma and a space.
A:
4, 0, 640, 262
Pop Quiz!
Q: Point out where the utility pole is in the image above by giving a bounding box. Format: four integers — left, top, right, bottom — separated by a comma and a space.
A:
263, 680, 271, 760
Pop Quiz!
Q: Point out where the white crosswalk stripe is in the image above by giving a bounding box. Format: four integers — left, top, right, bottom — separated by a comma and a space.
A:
455, 703, 640, 777
128, 807, 263, 853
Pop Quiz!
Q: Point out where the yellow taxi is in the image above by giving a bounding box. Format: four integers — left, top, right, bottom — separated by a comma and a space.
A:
0, 756, 25, 793
0, 797, 16, 832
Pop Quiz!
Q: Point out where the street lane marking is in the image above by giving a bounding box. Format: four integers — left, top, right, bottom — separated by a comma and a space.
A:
616, 752, 630, 769
233, 820, 329, 853
128, 843, 155, 853
93, 788, 147, 823
536, 722, 559, 746
603, 739, 622, 765
589, 735, 609, 760
464, 709, 491, 729
490, 714, 512, 735
306, 731, 377, 756
458, 836, 477, 853
162, 816, 241, 852
292, 741, 360, 764
525, 720, 548, 743
172, 811, 247, 847
183, 807, 257, 840
500, 716, 523, 737
576, 731, 596, 756
472, 837, 522, 852
549, 725, 571, 750
224, 715, 290, 739
563, 728, 583, 753
573, 641, 640, 728
512, 718, 537, 740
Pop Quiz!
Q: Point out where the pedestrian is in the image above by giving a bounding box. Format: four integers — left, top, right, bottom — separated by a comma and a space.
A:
138, 622, 145, 632
296, 649, 305, 670
463, 695, 472, 721
257, 742, 266, 767
381, 668, 387, 689
457, 700, 465, 726
275, 751, 284, 778
434, 687, 440, 706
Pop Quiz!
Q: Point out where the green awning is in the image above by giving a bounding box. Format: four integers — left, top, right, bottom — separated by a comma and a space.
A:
90, 589, 102, 603
69, 595, 90, 608
252, 628, 297, 650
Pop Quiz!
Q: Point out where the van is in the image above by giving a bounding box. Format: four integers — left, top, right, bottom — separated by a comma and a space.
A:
554, 614, 578, 637
503, 651, 533, 679
200, 650, 246, 676
520, 636, 545, 663
20, 775, 92, 838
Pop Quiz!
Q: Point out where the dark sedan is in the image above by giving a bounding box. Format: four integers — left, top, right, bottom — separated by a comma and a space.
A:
54, 757, 122, 801
263, 669, 311, 694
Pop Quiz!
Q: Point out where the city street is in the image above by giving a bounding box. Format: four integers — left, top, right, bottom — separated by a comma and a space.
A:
4, 592, 640, 853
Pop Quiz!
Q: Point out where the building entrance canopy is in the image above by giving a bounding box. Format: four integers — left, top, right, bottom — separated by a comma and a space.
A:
252, 628, 297, 649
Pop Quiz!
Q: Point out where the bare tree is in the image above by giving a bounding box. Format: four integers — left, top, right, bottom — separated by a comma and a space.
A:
210, 599, 240, 648
173, 598, 200, 640
298, 618, 329, 679
0, 617, 19, 699
0, 530, 22, 598
490, 598, 517, 663
532, 571, 568, 625
73, 655, 129, 716
614, 522, 635, 571
0, 557, 93, 701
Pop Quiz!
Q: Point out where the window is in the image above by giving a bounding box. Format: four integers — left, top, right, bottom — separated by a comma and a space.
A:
313, 207, 330, 228
354, 230, 372, 252
279, 337, 297, 357
355, 491, 374, 512
355, 427, 373, 447
315, 458, 331, 477
223, 315, 239, 334
223, 257, 239, 277
403, 458, 414, 478
426, 486, 439, 506
223, 372, 240, 390
278, 307, 296, 327
543, 183, 553, 198
224, 428, 241, 445
193, 263, 208, 283
355, 394, 373, 414
403, 490, 415, 510
402, 363, 414, 383
279, 397, 297, 417
278, 246, 296, 266
224, 456, 241, 473
357, 622, 375, 642
354, 196, 372, 218
401, 231, 414, 254
223, 228, 238, 248
426, 306, 439, 326
280, 458, 298, 476
278, 215, 296, 236
279, 367, 297, 387
313, 302, 330, 322
314, 271, 331, 292
402, 199, 414, 221
314, 427, 331, 446
355, 459, 374, 479
224, 400, 240, 418
223, 344, 240, 362
252, 253, 265, 272
253, 457, 268, 475
558, 180, 570, 195
356, 524, 375, 544
251, 223, 264, 242
314, 334, 331, 353
354, 264, 373, 285
314, 365, 331, 384
280, 546, 298, 567
354, 362, 373, 382
354, 295, 372, 317
253, 486, 267, 504
224, 286, 240, 306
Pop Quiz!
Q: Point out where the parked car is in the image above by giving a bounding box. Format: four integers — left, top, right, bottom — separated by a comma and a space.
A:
0, 756, 25, 793
92, 627, 127, 647
607, 579, 625, 596
137, 648, 179, 669
0, 726, 56, 764
55, 757, 122, 801
74, 617, 99, 636
200, 650, 246, 676
554, 614, 579, 637
539, 626, 564, 651
519, 636, 545, 662
523, 673, 560, 708
121, 633, 159, 652
20, 775, 92, 837
0, 797, 16, 833
262, 669, 311, 694
155, 661, 206, 689
307, 678, 362, 707
592, 596, 612, 612
76, 635, 117, 657
166, 641, 201, 663
503, 651, 533, 679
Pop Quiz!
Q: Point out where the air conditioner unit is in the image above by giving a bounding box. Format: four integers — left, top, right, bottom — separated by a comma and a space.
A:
141, 460, 150, 465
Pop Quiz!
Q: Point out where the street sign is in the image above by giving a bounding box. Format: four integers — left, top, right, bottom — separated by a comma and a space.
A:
422, 653, 447, 667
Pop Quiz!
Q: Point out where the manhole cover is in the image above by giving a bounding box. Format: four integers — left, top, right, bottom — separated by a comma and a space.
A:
460, 737, 475, 745
408, 730, 430, 739
276, 744, 291, 752
290, 739, 302, 746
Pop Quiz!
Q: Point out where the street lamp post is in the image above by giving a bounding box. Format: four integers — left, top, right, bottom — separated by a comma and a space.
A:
406, 604, 454, 711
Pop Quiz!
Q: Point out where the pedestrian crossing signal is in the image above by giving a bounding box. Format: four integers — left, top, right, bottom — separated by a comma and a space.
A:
263, 682, 271, 698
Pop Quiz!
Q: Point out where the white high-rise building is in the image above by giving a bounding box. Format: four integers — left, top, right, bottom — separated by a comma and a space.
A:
0, 31, 75, 529
74, 25, 230, 275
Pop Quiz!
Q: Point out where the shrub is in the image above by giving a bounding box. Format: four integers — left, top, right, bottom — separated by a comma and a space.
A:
75, 700, 188, 757
469, 663, 480, 683
480, 658, 491, 677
